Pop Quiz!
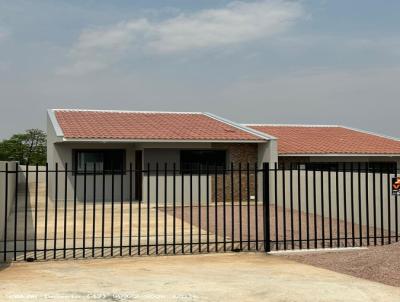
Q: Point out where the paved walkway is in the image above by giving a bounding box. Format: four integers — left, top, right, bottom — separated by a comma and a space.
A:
0, 253, 399, 301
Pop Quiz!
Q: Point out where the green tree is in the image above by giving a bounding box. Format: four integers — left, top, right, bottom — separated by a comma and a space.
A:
0, 129, 47, 165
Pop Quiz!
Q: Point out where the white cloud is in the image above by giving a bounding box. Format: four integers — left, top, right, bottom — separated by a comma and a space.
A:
59, 0, 304, 75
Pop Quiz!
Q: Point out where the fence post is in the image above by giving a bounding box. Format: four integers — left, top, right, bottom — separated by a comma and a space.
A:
263, 162, 271, 253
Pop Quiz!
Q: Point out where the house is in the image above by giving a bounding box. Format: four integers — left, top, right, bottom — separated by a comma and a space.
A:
46, 109, 400, 203
47, 109, 277, 202
246, 124, 400, 171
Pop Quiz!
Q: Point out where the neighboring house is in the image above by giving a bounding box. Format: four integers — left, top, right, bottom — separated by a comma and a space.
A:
246, 124, 400, 171
47, 109, 277, 202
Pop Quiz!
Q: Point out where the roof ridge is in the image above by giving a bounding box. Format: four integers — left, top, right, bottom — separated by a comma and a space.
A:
204, 113, 276, 141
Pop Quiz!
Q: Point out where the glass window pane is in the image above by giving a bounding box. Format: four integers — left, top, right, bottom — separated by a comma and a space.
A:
76, 151, 103, 172
75, 150, 125, 173
181, 150, 226, 172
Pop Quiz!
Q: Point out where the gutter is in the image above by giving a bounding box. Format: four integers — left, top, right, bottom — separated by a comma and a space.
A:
60, 138, 266, 143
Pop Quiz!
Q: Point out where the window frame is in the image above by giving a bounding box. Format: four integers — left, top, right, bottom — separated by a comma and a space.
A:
72, 149, 126, 174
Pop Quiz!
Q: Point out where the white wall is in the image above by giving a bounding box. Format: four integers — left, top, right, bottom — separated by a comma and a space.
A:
48, 142, 136, 202
46, 139, 274, 203
46, 141, 218, 203
142, 174, 211, 204
270, 169, 398, 232
257, 140, 278, 202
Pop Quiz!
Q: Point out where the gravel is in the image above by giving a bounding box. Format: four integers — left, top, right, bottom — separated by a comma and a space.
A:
166, 204, 391, 249
281, 242, 400, 287
163, 204, 400, 287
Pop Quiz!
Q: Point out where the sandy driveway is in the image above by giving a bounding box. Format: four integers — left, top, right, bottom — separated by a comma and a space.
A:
1, 253, 399, 302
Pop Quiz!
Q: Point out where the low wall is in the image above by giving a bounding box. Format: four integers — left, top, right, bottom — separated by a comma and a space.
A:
0, 162, 17, 240
17, 165, 47, 184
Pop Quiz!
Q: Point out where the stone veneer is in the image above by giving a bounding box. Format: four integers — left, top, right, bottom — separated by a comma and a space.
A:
211, 143, 258, 203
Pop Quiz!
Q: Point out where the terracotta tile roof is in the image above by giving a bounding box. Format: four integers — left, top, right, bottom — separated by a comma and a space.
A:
247, 125, 400, 154
53, 110, 265, 141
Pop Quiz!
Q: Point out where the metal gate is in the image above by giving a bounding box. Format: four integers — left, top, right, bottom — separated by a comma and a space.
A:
0, 162, 268, 261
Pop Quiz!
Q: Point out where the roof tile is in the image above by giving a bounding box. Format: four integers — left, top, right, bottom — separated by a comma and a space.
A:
248, 125, 400, 154
54, 110, 263, 141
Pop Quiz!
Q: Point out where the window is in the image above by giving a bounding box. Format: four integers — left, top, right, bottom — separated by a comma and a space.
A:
73, 149, 125, 173
315, 162, 397, 172
180, 150, 226, 172
367, 162, 397, 173
279, 161, 397, 172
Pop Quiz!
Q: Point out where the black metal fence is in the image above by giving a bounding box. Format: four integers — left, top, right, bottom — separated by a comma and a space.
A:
267, 163, 399, 251
0, 162, 398, 262
0, 162, 268, 261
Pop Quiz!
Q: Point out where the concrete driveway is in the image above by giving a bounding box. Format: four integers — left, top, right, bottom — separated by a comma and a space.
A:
0, 253, 399, 302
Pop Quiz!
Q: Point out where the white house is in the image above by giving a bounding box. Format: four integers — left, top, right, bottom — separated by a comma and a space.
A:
47, 109, 277, 202
46, 109, 400, 204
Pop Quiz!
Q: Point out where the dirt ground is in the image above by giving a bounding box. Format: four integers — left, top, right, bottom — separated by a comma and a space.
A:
1, 253, 400, 302
281, 242, 400, 287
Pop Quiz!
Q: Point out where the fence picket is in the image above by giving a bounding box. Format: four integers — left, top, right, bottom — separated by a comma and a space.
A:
3, 163, 8, 262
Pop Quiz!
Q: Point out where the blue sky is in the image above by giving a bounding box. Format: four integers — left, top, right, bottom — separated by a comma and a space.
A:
0, 0, 399, 138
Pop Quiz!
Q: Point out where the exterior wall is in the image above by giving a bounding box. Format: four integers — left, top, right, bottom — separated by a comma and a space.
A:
213, 143, 258, 203
48, 142, 136, 203
142, 142, 277, 204
0, 162, 17, 240
142, 143, 213, 203
270, 169, 398, 232
144, 149, 180, 169
142, 173, 210, 205
258, 140, 278, 168
142, 143, 214, 170
257, 140, 279, 204
46, 140, 277, 204
47, 114, 137, 202
142, 143, 263, 203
